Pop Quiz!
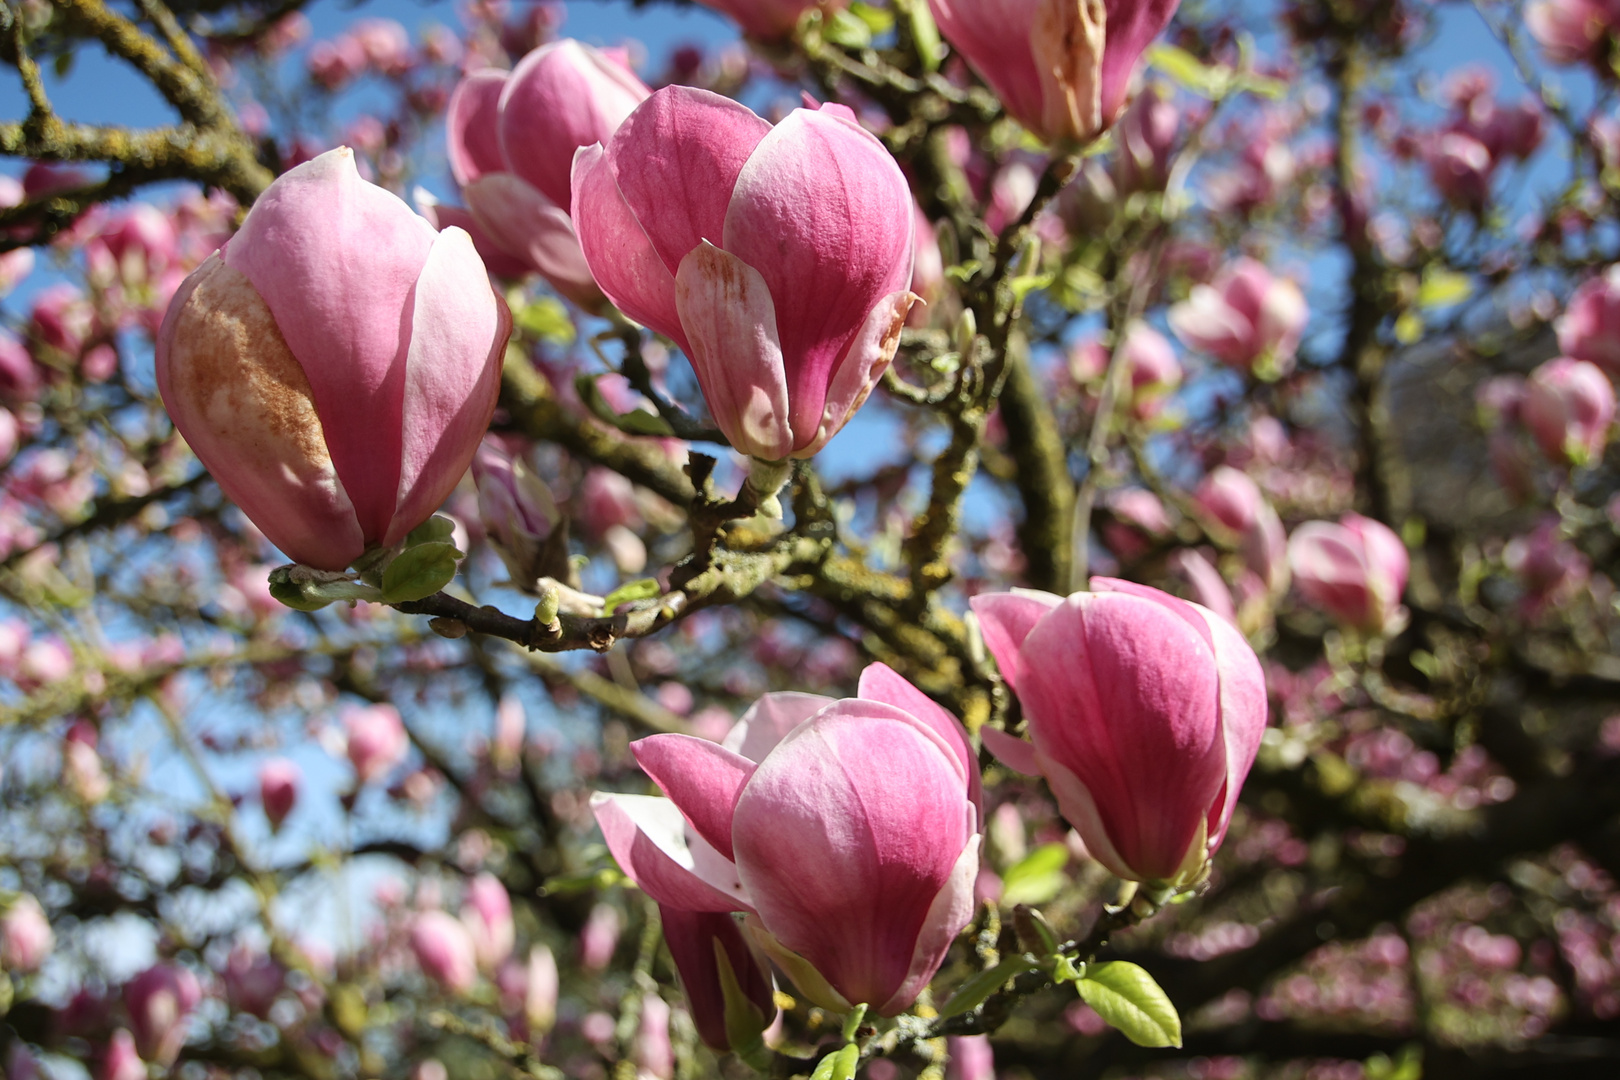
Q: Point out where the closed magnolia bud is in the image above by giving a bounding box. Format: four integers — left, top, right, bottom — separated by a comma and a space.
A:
1428, 132, 1494, 208
947, 1035, 996, 1080
472, 438, 563, 590
526, 944, 559, 1034
99, 1030, 146, 1080
461, 872, 515, 970
344, 704, 409, 784
634, 992, 675, 1080
1287, 514, 1410, 636
580, 902, 622, 971
447, 42, 649, 304
1192, 466, 1288, 594
411, 910, 478, 995
124, 964, 202, 1067
1558, 268, 1620, 374
1527, 0, 1619, 66
258, 757, 300, 831
929, 0, 1181, 145
1522, 357, 1615, 466
156, 148, 510, 572
574, 87, 918, 461
1169, 257, 1307, 379
972, 581, 1267, 886
0, 893, 53, 973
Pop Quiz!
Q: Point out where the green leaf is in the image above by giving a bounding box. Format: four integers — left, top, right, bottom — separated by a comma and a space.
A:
823, 8, 873, 48
840, 1003, 868, 1043
514, 297, 576, 345
807, 1043, 859, 1080
939, 954, 1041, 1017
268, 576, 333, 612
1147, 44, 1231, 99
601, 578, 661, 613
406, 515, 457, 547
1000, 842, 1069, 906
1393, 310, 1424, 346
381, 542, 461, 604
1009, 271, 1057, 303
1075, 961, 1182, 1048
1417, 267, 1473, 310
575, 374, 675, 438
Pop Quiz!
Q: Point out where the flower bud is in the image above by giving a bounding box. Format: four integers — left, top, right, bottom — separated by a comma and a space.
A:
344, 704, 409, 784
947, 1034, 996, 1080
446, 42, 649, 304
1527, 0, 1618, 66
929, 0, 1181, 145
1558, 267, 1620, 375
461, 872, 515, 971
411, 910, 478, 995
574, 87, 918, 461
0, 893, 53, 973
258, 757, 300, 831
580, 902, 622, 971
223, 944, 284, 1020
634, 992, 675, 1080
472, 437, 564, 590
972, 581, 1267, 886
1169, 257, 1307, 378
124, 964, 202, 1066
98, 1030, 145, 1080
1522, 357, 1615, 466
156, 148, 510, 571
525, 944, 559, 1034
1287, 514, 1409, 635
1193, 466, 1289, 593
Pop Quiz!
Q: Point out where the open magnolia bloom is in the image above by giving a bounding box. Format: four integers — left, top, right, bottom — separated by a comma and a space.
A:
973, 580, 1267, 888
572, 86, 917, 461
591, 666, 981, 1016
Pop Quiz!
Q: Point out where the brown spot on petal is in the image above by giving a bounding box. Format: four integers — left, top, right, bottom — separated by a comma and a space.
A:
165, 257, 330, 472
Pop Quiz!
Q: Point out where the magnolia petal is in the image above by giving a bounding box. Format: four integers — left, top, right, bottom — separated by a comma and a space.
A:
1097, 0, 1182, 124
743, 916, 852, 1014
387, 226, 509, 545
857, 662, 981, 824
674, 242, 795, 461
1037, 752, 1137, 881
1030, 0, 1104, 142
447, 69, 509, 187
794, 288, 918, 457
414, 192, 532, 281
590, 793, 752, 912
722, 692, 836, 763
571, 143, 685, 347
464, 174, 601, 309
632, 734, 756, 861
155, 255, 365, 570
1191, 601, 1268, 847
979, 726, 1042, 777
608, 86, 770, 275
876, 835, 981, 1016
967, 589, 1063, 692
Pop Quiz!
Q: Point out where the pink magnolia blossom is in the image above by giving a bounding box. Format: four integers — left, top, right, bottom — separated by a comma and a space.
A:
1558, 268, 1620, 375
696, 0, 827, 39
1192, 466, 1289, 593
258, 758, 300, 831
446, 42, 649, 305
1168, 257, 1307, 378
1526, 0, 1620, 67
98, 1030, 145, 1080
0, 407, 16, 466
971, 580, 1266, 886
156, 148, 510, 571
0, 328, 40, 402
1522, 357, 1615, 467
573, 87, 918, 461
222, 944, 284, 1020
1114, 85, 1180, 193
591, 665, 981, 1015
1169, 549, 1237, 627
0, 893, 53, 973
928, 0, 1181, 145
472, 437, 560, 589
580, 901, 622, 971
947, 1034, 996, 1080
124, 964, 202, 1066
1287, 514, 1409, 635
1428, 131, 1494, 208
1505, 518, 1591, 615
411, 910, 478, 995
461, 872, 515, 970
634, 993, 675, 1080
344, 704, 409, 784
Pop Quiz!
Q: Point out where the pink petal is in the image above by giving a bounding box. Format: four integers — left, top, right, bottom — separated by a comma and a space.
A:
1036, 752, 1136, 880
722, 108, 914, 444
1192, 602, 1268, 847
1098, 0, 1181, 123
608, 86, 770, 276
590, 793, 753, 913
673, 242, 795, 460
571, 143, 686, 348
497, 40, 650, 209
928, 0, 1048, 134
1018, 592, 1226, 882
967, 589, 1063, 692
979, 725, 1042, 776
632, 734, 756, 861
155, 254, 366, 570
793, 288, 918, 456
857, 662, 981, 824
722, 692, 835, 763
447, 69, 509, 187
414, 193, 532, 280
385, 226, 509, 545
223, 148, 436, 543
877, 835, 980, 1016
465, 174, 601, 308
731, 702, 976, 1012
